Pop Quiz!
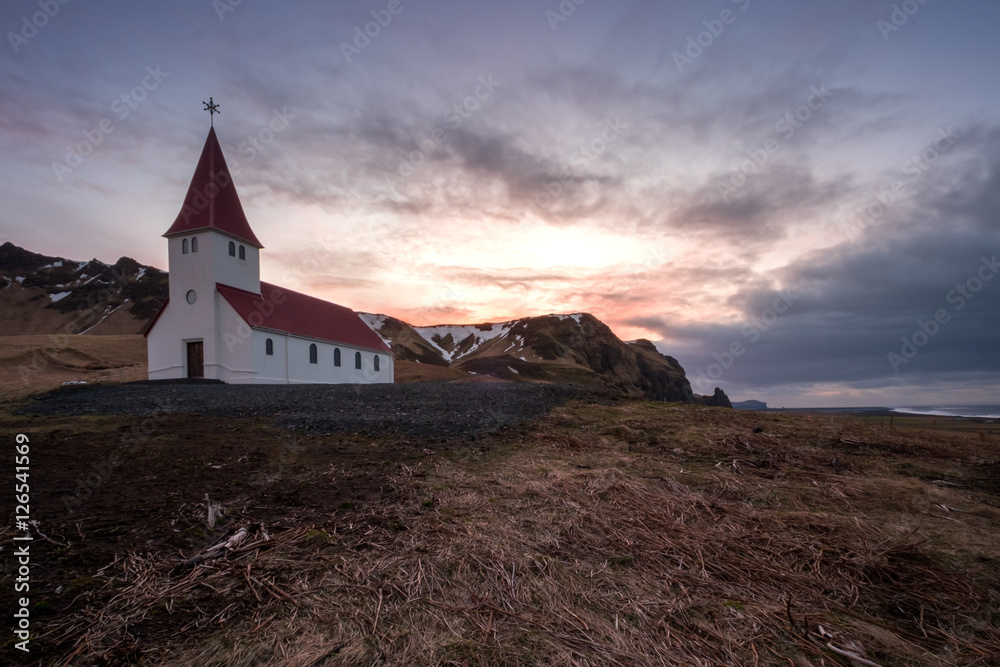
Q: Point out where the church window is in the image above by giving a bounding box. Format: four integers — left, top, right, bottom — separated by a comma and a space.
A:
191, 236, 199, 252
334, 348, 341, 367
355, 351, 362, 370
238, 245, 246, 260
182, 238, 189, 254
229, 241, 235, 256
266, 338, 273, 356
309, 343, 318, 364
374, 355, 380, 372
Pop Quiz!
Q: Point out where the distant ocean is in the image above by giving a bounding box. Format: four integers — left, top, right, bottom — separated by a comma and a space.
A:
889, 405, 1000, 419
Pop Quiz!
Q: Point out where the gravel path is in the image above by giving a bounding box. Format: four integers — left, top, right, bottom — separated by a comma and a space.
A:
21, 381, 590, 439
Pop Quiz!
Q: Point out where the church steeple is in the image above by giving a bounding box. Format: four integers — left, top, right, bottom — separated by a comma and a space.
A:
163, 127, 263, 248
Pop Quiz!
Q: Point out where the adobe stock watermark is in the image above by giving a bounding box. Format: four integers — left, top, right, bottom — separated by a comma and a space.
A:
385, 74, 502, 193
50, 66, 170, 182
887, 254, 997, 373
592, 247, 669, 323
673, 0, 751, 73
846, 126, 959, 240
228, 106, 296, 174
279, 230, 345, 289
877, 0, 932, 41
533, 116, 628, 210
340, 0, 414, 63
61, 398, 174, 514
718, 84, 833, 202
692, 289, 799, 392
7, 0, 72, 54
222, 286, 288, 353
212, 0, 245, 21
17, 264, 140, 385
544, 0, 589, 32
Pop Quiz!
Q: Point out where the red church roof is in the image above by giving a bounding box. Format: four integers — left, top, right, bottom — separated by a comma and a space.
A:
163, 127, 263, 248
216, 281, 391, 353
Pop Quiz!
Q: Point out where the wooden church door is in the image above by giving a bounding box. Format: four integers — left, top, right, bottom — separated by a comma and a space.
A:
187, 341, 204, 378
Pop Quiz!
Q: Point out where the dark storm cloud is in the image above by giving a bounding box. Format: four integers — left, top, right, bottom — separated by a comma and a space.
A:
633, 136, 1000, 397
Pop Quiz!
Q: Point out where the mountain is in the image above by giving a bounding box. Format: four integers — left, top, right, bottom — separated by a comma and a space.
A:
359, 312, 730, 404
0, 242, 167, 336
1, 242, 730, 405
733, 399, 769, 410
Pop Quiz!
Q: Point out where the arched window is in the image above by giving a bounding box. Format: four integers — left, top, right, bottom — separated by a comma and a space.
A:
238, 245, 246, 260
374, 355, 380, 372
354, 351, 362, 370
334, 348, 341, 367
309, 343, 318, 364
182, 238, 189, 254
228, 241, 236, 256
265, 338, 273, 356
191, 236, 198, 253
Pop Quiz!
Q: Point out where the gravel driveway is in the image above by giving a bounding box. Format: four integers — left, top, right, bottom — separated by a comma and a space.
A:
21, 381, 590, 439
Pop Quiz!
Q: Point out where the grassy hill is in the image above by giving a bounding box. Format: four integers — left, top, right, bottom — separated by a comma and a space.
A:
0, 334, 147, 401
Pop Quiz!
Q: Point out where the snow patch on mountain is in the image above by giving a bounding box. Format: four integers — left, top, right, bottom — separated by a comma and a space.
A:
357, 313, 386, 330
414, 321, 516, 362
356, 313, 392, 348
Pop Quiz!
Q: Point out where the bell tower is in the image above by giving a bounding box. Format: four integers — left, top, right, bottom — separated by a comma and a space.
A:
149, 109, 265, 380
162, 126, 263, 301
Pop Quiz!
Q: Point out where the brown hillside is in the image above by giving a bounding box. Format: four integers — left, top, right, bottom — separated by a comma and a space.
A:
0, 242, 166, 336
0, 334, 147, 401
363, 313, 723, 404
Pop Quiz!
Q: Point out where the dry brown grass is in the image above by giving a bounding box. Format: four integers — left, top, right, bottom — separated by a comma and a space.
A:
18, 400, 1000, 666
0, 334, 147, 401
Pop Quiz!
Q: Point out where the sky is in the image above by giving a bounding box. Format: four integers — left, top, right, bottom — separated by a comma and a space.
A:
2, 0, 999, 408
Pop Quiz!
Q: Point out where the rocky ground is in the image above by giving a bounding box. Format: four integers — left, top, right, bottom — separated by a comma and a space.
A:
19, 381, 594, 439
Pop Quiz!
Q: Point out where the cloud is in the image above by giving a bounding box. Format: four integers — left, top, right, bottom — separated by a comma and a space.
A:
641, 135, 1000, 397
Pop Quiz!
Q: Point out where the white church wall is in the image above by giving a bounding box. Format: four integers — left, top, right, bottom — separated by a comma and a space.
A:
213, 295, 256, 383
208, 233, 260, 295
167, 236, 211, 306
167, 232, 260, 303
248, 329, 394, 385
147, 280, 220, 380
147, 302, 181, 380
287, 336, 329, 384
253, 330, 289, 383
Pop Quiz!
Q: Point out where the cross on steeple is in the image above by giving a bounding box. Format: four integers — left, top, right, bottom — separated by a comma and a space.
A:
202, 97, 220, 127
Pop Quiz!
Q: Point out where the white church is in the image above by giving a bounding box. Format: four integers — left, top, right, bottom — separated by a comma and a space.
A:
145, 124, 394, 384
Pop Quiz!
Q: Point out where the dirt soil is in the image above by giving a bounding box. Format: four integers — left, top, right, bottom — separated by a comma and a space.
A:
2, 391, 999, 666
